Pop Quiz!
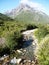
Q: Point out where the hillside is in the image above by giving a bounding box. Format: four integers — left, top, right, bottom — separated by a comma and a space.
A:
0, 13, 13, 21
15, 11, 49, 23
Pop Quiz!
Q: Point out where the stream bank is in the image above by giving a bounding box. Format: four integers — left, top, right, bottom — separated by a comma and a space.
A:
0, 29, 38, 65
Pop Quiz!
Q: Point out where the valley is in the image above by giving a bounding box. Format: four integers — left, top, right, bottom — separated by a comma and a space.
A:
0, 2, 49, 65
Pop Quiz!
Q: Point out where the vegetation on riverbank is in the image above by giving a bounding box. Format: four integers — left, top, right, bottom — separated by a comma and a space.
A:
0, 13, 49, 65
34, 24, 49, 65
0, 14, 38, 56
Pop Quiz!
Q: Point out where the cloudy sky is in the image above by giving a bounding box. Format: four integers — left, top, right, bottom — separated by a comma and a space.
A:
0, 0, 49, 15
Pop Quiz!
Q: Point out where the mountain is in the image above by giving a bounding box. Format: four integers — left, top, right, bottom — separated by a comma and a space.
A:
5, 3, 49, 23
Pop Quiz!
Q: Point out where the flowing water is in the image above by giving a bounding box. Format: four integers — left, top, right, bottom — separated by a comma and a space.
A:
22, 35, 38, 60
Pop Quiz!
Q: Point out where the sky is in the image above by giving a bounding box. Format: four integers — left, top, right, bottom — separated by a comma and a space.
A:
0, 0, 49, 15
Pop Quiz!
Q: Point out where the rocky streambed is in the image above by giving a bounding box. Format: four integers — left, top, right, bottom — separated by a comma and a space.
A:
0, 29, 38, 65
22, 29, 38, 60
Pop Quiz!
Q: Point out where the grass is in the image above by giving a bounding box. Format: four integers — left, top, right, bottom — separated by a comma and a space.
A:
33, 24, 49, 65
34, 24, 49, 43
37, 36, 49, 65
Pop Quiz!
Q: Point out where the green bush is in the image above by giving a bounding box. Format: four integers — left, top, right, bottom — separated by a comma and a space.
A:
0, 30, 23, 56
4, 30, 23, 51
26, 24, 37, 30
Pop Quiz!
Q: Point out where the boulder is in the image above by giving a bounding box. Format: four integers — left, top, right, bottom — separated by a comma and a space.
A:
16, 58, 22, 64
10, 57, 17, 64
0, 57, 4, 61
17, 50, 22, 53
10, 57, 22, 64
23, 49, 26, 52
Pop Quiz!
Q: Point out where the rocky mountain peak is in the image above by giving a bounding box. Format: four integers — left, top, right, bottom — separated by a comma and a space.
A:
5, 3, 34, 16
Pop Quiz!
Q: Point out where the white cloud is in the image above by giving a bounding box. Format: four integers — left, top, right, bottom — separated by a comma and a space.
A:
20, 0, 29, 4
20, 0, 45, 12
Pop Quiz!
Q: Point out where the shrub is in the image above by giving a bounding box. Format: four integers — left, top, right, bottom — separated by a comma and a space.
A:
5, 30, 23, 51
0, 30, 23, 56
26, 24, 37, 30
